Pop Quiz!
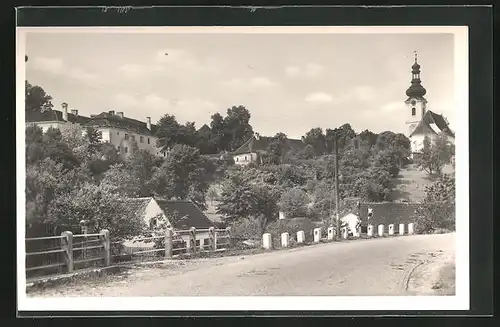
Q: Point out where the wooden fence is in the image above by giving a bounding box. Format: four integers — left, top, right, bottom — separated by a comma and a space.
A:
25, 227, 232, 278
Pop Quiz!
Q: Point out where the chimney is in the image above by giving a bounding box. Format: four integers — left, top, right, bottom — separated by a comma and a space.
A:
254, 132, 260, 140
146, 117, 151, 130
116, 112, 124, 118
61, 102, 68, 121
108, 110, 115, 115
90, 114, 96, 118
71, 109, 78, 116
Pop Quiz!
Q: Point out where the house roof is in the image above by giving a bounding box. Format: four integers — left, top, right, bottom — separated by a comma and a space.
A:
84, 112, 158, 136
359, 202, 420, 226
197, 124, 211, 134
26, 109, 91, 125
409, 110, 455, 138
233, 134, 306, 155
121, 197, 153, 218
155, 199, 214, 230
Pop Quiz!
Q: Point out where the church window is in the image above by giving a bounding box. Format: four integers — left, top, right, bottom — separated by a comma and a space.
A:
411, 107, 416, 116
245, 156, 247, 161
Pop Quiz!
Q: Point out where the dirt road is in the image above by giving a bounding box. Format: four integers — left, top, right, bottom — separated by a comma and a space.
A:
28, 233, 455, 297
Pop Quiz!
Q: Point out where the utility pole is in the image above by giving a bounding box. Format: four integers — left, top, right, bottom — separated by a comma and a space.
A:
334, 137, 340, 238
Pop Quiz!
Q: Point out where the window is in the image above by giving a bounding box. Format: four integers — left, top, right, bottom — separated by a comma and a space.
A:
411, 107, 416, 116
117, 132, 119, 135
236, 157, 239, 162
140, 136, 144, 143
148, 138, 150, 144
117, 146, 120, 152
150, 218, 157, 229
244, 156, 247, 161
125, 134, 129, 140
131, 135, 136, 141
125, 147, 128, 153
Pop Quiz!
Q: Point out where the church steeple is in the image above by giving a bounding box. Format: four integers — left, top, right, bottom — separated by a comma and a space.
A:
405, 51, 427, 99
404, 51, 428, 137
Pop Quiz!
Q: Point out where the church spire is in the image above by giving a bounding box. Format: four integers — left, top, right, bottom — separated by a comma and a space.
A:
405, 51, 427, 99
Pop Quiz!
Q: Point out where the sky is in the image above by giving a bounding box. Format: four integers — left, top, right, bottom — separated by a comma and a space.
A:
24, 29, 455, 139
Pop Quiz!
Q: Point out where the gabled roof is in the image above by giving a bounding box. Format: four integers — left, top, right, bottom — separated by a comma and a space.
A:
121, 197, 153, 217
197, 124, 211, 134
84, 112, 158, 136
26, 109, 91, 125
233, 135, 306, 155
409, 110, 455, 138
155, 199, 214, 230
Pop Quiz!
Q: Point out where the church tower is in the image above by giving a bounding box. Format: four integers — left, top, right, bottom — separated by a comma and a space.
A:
404, 51, 428, 136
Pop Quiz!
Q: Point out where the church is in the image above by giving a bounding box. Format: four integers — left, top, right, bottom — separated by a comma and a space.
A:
404, 53, 455, 158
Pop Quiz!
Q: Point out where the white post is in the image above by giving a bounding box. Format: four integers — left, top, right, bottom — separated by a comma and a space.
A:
408, 223, 415, 235
367, 225, 374, 237
378, 224, 385, 237
262, 233, 272, 250
388, 224, 395, 236
399, 223, 405, 236
313, 228, 321, 243
281, 232, 289, 248
327, 227, 334, 241
297, 230, 305, 244
341, 226, 348, 239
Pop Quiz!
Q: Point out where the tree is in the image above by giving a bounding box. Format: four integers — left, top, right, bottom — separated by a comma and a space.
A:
216, 173, 256, 222
358, 129, 378, 148
302, 127, 326, 156
155, 114, 183, 153
39, 127, 80, 170
25, 81, 53, 114
415, 134, 454, 177
222, 105, 254, 151
278, 187, 310, 218
149, 144, 209, 210
262, 133, 288, 165
416, 174, 455, 233
325, 123, 356, 153
100, 163, 142, 197
252, 184, 280, 236
48, 182, 146, 240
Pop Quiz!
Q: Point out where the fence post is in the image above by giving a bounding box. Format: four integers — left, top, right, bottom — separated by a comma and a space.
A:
367, 225, 374, 237
313, 228, 321, 243
208, 227, 216, 251
226, 227, 232, 248
408, 223, 415, 235
297, 230, 305, 244
399, 223, 405, 236
281, 232, 289, 248
100, 229, 110, 267
327, 227, 334, 241
189, 227, 196, 254
262, 233, 272, 250
165, 228, 173, 258
61, 231, 73, 273
378, 224, 385, 237
388, 224, 395, 236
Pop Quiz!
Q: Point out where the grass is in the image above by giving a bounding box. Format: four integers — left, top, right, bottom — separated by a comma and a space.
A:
390, 164, 454, 203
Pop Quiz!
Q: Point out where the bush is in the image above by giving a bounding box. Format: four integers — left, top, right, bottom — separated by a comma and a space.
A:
229, 217, 262, 241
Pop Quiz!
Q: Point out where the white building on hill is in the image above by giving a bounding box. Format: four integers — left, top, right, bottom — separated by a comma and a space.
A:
404, 53, 455, 157
26, 102, 165, 157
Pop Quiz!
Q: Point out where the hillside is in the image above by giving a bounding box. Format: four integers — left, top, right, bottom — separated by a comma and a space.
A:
390, 164, 454, 203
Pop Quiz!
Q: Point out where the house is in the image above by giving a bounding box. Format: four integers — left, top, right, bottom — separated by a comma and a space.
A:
25, 103, 91, 132
232, 133, 306, 166
404, 52, 455, 157
84, 110, 162, 157
26, 102, 165, 158
340, 213, 361, 237
123, 197, 215, 248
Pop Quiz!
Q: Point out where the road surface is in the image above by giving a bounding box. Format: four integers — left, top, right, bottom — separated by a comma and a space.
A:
28, 233, 455, 297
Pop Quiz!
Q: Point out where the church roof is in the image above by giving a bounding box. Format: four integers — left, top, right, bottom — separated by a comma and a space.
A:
233, 134, 306, 155
409, 110, 455, 138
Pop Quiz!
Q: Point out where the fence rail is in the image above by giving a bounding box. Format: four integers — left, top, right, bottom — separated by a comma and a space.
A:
26, 226, 233, 278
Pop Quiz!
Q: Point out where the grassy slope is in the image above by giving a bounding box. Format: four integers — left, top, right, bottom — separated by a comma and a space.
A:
390, 164, 454, 203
